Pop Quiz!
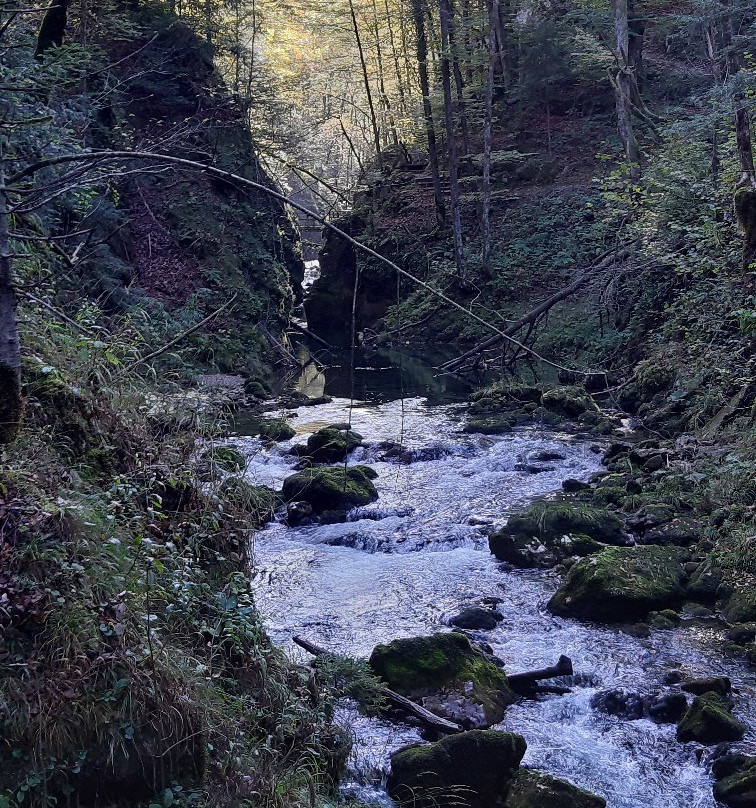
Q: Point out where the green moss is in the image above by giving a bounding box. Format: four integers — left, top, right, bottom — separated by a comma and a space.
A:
504, 769, 607, 808
463, 414, 516, 434
723, 585, 756, 623
676, 692, 746, 744
387, 729, 527, 808
306, 425, 363, 462
369, 633, 516, 723
281, 465, 378, 512
217, 478, 280, 526
714, 755, 756, 807
252, 417, 296, 442
540, 386, 598, 418
548, 545, 689, 622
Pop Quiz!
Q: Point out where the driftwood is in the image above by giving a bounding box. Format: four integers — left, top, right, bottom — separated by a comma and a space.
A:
440, 249, 628, 373
292, 635, 463, 734
508, 654, 573, 692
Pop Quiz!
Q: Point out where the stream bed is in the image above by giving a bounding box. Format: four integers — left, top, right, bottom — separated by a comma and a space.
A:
230, 358, 755, 808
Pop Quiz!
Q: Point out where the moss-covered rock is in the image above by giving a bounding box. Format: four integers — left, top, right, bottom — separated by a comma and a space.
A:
387, 730, 526, 808
504, 769, 607, 808
202, 446, 245, 472
217, 478, 280, 526
713, 754, 756, 808
281, 465, 378, 512
548, 546, 690, 622
251, 417, 296, 442
541, 386, 598, 418
463, 414, 517, 434
724, 585, 756, 623
369, 633, 516, 728
489, 501, 626, 568
306, 425, 363, 462
677, 692, 746, 744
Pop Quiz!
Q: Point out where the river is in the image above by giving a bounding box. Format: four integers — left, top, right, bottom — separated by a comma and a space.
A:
229, 352, 755, 808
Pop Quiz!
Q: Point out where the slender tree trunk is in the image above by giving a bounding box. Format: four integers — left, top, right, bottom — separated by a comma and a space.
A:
370, 0, 399, 146
491, 0, 509, 85
383, 0, 408, 113
35, 0, 70, 57
447, 3, 471, 156
612, 0, 641, 181
440, 0, 465, 277
411, 0, 446, 226
0, 151, 22, 445
481, 0, 495, 267
349, 0, 383, 168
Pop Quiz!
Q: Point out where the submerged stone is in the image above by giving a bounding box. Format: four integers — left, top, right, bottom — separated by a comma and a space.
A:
713, 755, 756, 808
305, 425, 363, 462
387, 730, 526, 808
449, 606, 504, 630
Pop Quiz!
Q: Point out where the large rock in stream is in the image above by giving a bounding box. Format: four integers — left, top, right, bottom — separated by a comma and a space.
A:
713, 755, 756, 807
387, 730, 527, 808
489, 501, 627, 568
676, 692, 746, 744
281, 466, 378, 512
303, 424, 363, 463
548, 545, 690, 622
504, 769, 607, 808
369, 632, 517, 728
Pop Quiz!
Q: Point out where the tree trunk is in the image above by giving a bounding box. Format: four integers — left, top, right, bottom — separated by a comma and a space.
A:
349, 0, 384, 168
35, 0, 70, 57
439, 0, 465, 277
481, 0, 495, 267
612, 0, 641, 181
370, 0, 399, 147
410, 0, 446, 226
447, 3, 471, 156
0, 154, 22, 445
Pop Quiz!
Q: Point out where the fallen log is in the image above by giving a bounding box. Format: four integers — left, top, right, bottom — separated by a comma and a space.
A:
292, 635, 463, 734
508, 654, 573, 691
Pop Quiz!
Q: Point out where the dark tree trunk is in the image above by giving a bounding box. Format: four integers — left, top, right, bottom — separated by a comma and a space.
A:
35, 0, 70, 57
411, 0, 446, 226
613, 0, 641, 181
0, 156, 22, 445
447, 3, 471, 156
481, 0, 495, 266
349, 0, 384, 168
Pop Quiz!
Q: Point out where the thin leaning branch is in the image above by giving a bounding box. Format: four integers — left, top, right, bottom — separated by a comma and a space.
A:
10, 150, 610, 376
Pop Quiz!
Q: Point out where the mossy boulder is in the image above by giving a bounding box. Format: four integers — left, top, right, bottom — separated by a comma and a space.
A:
468, 382, 543, 414
548, 545, 689, 622
387, 730, 526, 808
369, 632, 517, 728
463, 414, 518, 434
541, 386, 598, 419
281, 466, 378, 512
489, 502, 626, 568
218, 478, 280, 526
306, 425, 363, 462
251, 417, 296, 441
676, 692, 746, 744
724, 585, 756, 623
202, 446, 245, 472
504, 769, 607, 808
713, 755, 756, 808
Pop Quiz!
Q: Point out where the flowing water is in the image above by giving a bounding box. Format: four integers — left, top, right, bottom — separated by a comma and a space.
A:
230, 354, 755, 808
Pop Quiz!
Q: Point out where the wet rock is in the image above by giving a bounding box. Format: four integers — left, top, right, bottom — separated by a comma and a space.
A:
449, 607, 504, 631
591, 688, 646, 720
677, 692, 746, 744
548, 545, 690, 622
281, 466, 378, 512
286, 500, 313, 525
248, 417, 296, 442
727, 624, 756, 645
639, 518, 703, 547
387, 730, 526, 808
369, 632, 517, 728
305, 425, 363, 462
648, 609, 682, 629
464, 414, 516, 434
686, 559, 725, 602
514, 462, 548, 474
528, 449, 567, 462
713, 755, 756, 808
541, 386, 598, 418
504, 768, 607, 808
724, 587, 756, 623
648, 693, 689, 723
563, 478, 591, 492
681, 676, 731, 697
